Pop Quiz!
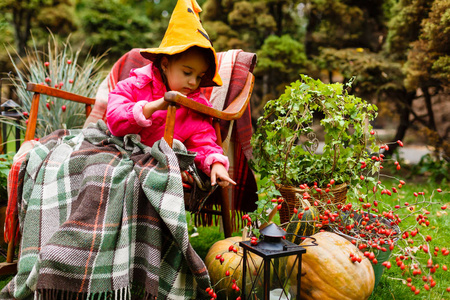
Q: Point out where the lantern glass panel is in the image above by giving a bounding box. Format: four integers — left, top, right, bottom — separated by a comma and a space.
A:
240, 240, 305, 300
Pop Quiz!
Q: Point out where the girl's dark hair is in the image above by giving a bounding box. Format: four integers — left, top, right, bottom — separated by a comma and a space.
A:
154, 46, 216, 89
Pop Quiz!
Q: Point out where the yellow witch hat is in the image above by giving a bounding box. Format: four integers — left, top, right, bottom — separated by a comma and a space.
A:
140, 0, 222, 87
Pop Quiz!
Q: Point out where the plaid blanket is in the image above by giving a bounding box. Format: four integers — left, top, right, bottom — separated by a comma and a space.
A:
0, 121, 210, 300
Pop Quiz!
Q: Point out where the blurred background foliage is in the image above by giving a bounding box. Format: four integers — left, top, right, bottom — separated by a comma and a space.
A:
0, 0, 448, 179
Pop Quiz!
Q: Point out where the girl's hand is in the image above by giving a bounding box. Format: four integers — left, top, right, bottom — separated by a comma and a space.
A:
143, 98, 170, 118
143, 92, 186, 118
210, 162, 236, 187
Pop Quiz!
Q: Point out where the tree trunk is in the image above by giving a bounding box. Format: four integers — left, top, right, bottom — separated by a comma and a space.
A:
384, 91, 415, 157
12, 5, 33, 57
422, 87, 436, 131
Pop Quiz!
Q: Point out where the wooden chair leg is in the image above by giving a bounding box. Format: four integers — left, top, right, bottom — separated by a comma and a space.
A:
0, 214, 18, 275
220, 187, 232, 238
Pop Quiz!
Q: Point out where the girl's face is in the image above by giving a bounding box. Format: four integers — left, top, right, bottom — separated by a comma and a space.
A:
161, 50, 209, 95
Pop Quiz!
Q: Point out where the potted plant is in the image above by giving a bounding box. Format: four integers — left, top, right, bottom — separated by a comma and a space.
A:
246, 72, 450, 295
251, 74, 379, 223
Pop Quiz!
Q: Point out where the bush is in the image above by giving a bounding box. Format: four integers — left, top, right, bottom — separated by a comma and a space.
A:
4, 34, 107, 138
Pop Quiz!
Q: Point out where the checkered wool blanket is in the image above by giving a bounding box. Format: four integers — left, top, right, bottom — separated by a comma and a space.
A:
0, 121, 210, 300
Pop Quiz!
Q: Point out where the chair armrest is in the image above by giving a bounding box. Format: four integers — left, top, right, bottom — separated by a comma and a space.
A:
26, 83, 96, 105
24, 83, 96, 141
163, 72, 254, 121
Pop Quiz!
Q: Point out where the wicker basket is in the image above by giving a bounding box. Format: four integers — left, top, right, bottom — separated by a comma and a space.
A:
276, 183, 348, 224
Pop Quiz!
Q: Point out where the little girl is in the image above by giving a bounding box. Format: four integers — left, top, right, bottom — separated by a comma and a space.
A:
106, 1, 235, 187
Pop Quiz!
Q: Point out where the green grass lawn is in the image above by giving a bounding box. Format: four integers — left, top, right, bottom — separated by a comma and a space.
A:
0, 180, 449, 299
188, 179, 450, 300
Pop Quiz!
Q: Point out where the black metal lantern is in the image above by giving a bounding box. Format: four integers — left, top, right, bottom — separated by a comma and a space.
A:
239, 223, 307, 300
1, 78, 22, 153
1, 99, 22, 153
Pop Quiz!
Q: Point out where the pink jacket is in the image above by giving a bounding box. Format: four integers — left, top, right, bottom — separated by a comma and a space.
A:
106, 63, 229, 176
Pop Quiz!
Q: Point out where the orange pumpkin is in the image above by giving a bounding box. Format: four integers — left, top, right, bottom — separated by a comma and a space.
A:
205, 236, 263, 298
288, 231, 375, 300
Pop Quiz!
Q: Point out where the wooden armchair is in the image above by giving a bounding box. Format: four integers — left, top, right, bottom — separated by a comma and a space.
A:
0, 49, 258, 275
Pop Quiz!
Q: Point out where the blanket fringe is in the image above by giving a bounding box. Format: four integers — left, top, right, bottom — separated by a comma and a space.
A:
35, 285, 155, 300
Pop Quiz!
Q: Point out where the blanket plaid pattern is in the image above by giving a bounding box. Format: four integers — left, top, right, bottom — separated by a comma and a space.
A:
0, 121, 210, 300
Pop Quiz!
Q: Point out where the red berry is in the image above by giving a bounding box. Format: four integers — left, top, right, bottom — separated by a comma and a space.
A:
67, 59, 72, 64
61, 105, 66, 112
69, 79, 74, 84
370, 130, 375, 135
44, 61, 49, 67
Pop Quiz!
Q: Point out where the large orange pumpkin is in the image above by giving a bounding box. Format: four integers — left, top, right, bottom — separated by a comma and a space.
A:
288, 231, 375, 300
205, 236, 263, 298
